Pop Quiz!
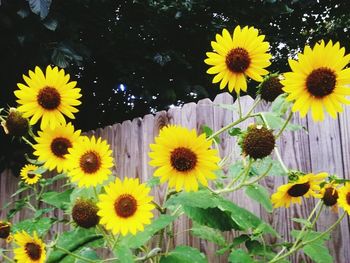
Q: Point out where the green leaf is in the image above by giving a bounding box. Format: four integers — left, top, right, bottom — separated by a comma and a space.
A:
146, 176, 161, 188
259, 112, 304, 132
216, 103, 238, 112
271, 94, 291, 116
34, 208, 55, 218
191, 223, 227, 246
47, 228, 103, 263
27, 0, 52, 19
303, 243, 332, 263
245, 184, 273, 213
291, 218, 312, 227
166, 190, 276, 235
291, 230, 330, 242
201, 125, 220, 143
40, 173, 66, 187
113, 244, 133, 263
70, 187, 98, 203
121, 215, 176, 249
251, 157, 287, 177
7, 198, 28, 219
228, 249, 254, 263
165, 190, 221, 209
30, 165, 48, 175
228, 161, 244, 179
75, 248, 100, 263
160, 246, 207, 263
184, 206, 239, 231
217, 235, 250, 255
13, 217, 53, 236
228, 127, 242, 137
245, 240, 276, 260
42, 188, 73, 210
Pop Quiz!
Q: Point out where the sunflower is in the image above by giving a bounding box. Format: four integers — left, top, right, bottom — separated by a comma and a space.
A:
97, 177, 154, 236
20, 164, 41, 185
65, 136, 114, 187
13, 231, 46, 263
33, 123, 81, 173
205, 26, 271, 94
0, 221, 12, 243
337, 183, 350, 215
271, 172, 327, 208
149, 125, 220, 192
282, 40, 350, 122
320, 182, 339, 208
14, 65, 82, 129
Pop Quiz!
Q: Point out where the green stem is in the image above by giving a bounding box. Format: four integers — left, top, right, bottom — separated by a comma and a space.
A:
216, 159, 252, 194
274, 148, 289, 174
54, 246, 97, 263
0, 252, 15, 263
275, 111, 293, 139
26, 201, 37, 212
21, 136, 34, 147
289, 201, 323, 252
237, 94, 242, 118
208, 98, 262, 141
244, 163, 273, 185
269, 211, 345, 263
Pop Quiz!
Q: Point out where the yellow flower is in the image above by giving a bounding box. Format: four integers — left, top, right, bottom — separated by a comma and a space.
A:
20, 164, 41, 185
149, 125, 220, 192
205, 26, 271, 94
282, 40, 350, 121
13, 231, 46, 263
97, 177, 154, 236
65, 136, 114, 187
271, 173, 327, 208
337, 183, 350, 215
33, 123, 81, 173
14, 65, 82, 129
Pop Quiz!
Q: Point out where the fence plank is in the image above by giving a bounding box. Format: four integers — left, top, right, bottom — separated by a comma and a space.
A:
1, 93, 350, 263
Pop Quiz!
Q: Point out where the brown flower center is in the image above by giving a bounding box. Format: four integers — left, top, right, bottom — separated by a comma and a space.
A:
242, 127, 275, 159
79, 151, 101, 174
37, 87, 61, 110
260, 76, 284, 102
170, 147, 197, 172
322, 187, 338, 207
287, 182, 310, 197
5, 110, 29, 137
27, 172, 36, 179
51, 137, 72, 158
114, 194, 137, 218
225, 48, 251, 73
72, 200, 99, 228
0, 223, 10, 239
346, 192, 350, 206
25, 242, 42, 260
306, 67, 336, 98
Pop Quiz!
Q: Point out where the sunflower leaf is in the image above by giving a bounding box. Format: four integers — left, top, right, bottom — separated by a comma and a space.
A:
120, 214, 176, 249
41, 188, 73, 210
12, 217, 53, 236
160, 246, 207, 263
228, 249, 254, 263
245, 184, 273, 213
47, 228, 103, 263
190, 223, 227, 246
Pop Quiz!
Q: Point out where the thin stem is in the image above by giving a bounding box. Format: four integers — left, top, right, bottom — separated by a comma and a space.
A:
26, 201, 37, 212
0, 252, 15, 263
289, 201, 322, 251
208, 98, 262, 141
275, 111, 293, 139
244, 163, 273, 185
237, 94, 242, 118
274, 148, 289, 174
216, 159, 252, 194
54, 246, 97, 263
269, 211, 345, 263
93, 187, 99, 200
21, 136, 34, 147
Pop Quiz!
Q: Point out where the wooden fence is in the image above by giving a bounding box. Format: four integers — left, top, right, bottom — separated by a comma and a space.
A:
1, 92, 350, 262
